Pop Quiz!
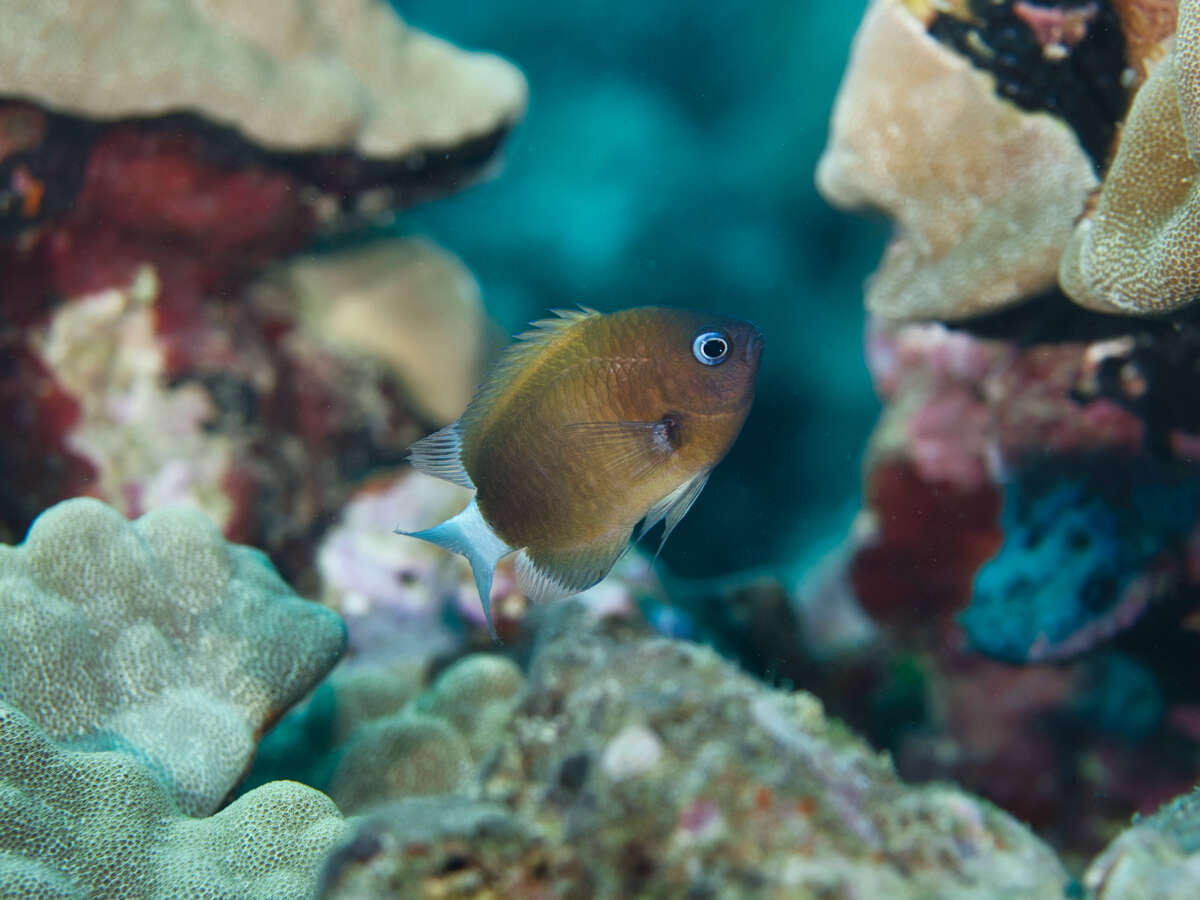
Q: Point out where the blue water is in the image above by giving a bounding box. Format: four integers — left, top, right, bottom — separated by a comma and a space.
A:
394, 0, 885, 578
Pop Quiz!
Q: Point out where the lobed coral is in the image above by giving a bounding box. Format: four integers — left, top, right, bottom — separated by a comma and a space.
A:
0, 497, 345, 816
0, 701, 347, 899
0, 0, 526, 160
816, 0, 1098, 322
1059, 14, 1200, 314
1086, 787, 1200, 898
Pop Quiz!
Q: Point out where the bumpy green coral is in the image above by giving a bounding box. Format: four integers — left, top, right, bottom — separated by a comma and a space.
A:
247, 654, 524, 814
0, 497, 346, 815
0, 701, 347, 899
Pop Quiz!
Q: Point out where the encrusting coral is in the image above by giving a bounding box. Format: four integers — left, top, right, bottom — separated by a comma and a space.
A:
816, 0, 1098, 322
0, 701, 347, 900
1059, 2, 1200, 315
281, 238, 492, 427
0, 0, 526, 160
0, 497, 345, 816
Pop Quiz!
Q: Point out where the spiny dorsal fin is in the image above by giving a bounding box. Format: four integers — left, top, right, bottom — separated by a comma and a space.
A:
461, 307, 599, 435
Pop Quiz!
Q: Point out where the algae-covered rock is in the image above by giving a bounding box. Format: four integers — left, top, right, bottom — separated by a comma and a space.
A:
321, 604, 1069, 898
0, 701, 347, 899
0, 497, 346, 815
1086, 788, 1200, 899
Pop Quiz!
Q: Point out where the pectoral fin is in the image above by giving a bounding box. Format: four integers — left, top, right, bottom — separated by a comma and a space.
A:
564, 414, 681, 482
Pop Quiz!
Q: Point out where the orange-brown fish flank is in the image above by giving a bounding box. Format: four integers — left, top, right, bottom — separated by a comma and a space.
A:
399, 306, 762, 636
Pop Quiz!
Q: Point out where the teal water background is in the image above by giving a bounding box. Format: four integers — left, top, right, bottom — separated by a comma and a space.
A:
392, 0, 886, 578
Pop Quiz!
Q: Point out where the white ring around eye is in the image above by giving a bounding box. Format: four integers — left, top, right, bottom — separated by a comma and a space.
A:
692, 331, 729, 366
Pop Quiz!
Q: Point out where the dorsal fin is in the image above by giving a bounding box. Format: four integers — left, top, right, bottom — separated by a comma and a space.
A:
461, 307, 599, 435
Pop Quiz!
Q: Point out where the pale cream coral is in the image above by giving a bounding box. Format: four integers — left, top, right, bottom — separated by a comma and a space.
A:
816, 0, 1098, 321
32, 268, 239, 530
1058, 49, 1200, 314
283, 238, 490, 425
1, 0, 527, 158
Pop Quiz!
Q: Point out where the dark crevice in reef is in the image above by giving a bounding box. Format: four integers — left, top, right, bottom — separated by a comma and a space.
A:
0, 101, 512, 234
946, 288, 1180, 346
927, 0, 1128, 171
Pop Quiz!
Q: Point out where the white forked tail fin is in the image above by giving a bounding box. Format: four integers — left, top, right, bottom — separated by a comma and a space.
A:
395, 499, 512, 640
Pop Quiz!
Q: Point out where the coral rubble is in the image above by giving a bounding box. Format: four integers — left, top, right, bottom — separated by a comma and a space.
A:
319, 606, 1070, 898
0, 497, 345, 816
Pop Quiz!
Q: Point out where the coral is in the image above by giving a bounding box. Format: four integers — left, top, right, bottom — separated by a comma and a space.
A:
961, 460, 1200, 662
31, 267, 238, 530
0, 701, 347, 900
0, 0, 523, 572
816, 0, 1098, 321
316, 605, 1069, 897
282, 238, 492, 426
1086, 788, 1200, 898
1058, 46, 1200, 314
0, 497, 345, 815
0, 0, 526, 159
246, 652, 524, 815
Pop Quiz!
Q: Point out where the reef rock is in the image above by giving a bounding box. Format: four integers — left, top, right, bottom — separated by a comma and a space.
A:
0, 701, 347, 899
1086, 788, 1200, 898
0, 497, 345, 815
319, 605, 1069, 898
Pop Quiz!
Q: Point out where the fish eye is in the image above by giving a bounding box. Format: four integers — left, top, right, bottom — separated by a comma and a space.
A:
692, 331, 730, 366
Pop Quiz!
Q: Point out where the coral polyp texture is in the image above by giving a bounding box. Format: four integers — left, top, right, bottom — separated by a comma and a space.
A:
320, 607, 1070, 898
1059, 47, 1200, 314
0, 701, 347, 899
0, 497, 345, 816
816, 0, 1098, 321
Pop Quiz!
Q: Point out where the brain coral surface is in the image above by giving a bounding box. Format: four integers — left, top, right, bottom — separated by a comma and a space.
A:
0, 497, 346, 815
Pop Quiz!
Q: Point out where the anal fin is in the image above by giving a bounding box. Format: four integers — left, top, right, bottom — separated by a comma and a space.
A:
515, 532, 632, 606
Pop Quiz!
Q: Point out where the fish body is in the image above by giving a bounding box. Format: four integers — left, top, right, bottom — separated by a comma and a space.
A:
399, 306, 762, 634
